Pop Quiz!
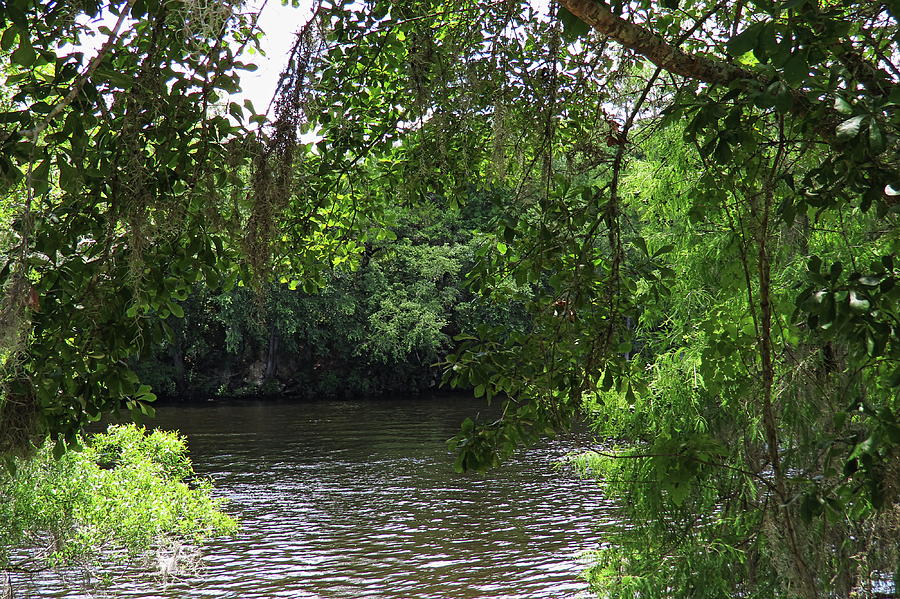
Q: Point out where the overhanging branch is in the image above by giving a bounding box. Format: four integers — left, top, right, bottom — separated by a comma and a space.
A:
556, 0, 847, 141
558, 0, 753, 85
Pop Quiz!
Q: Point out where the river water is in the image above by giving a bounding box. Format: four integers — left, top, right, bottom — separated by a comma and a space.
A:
19, 395, 616, 598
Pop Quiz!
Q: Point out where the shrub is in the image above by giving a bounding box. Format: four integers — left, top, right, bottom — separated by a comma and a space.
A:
0, 424, 237, 583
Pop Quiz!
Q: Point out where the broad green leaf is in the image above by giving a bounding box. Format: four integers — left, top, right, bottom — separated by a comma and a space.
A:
849, 290, 870, 312
858, 275, 881, 286
169, 302, 184, 318
727, 24, 761, 56
834, 96, 852, 114
11, 41, 36, 67
1, 26, 18, 51
652, 244, 675, 257
558, 6, 590, 42
868, 122, 884, 154
836, 115, 865, 140
782, 52, 808, 85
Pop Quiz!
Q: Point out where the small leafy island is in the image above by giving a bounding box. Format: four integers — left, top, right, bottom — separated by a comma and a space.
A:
1, 0, 898, 597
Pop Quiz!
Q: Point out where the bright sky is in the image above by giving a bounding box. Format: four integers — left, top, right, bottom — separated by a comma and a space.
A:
71, 1, 312, 117
237, 1, 314, 115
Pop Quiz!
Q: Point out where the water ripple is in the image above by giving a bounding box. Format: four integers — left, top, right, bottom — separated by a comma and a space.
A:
16, 396, 616, 598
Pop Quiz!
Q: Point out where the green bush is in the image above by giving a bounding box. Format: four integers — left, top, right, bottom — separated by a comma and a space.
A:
0, 424, 237, 579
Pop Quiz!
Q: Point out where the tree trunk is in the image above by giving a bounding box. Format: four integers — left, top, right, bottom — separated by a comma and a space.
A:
264, 323, 278, 384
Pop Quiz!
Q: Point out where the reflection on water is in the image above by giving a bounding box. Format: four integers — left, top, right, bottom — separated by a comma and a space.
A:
17, 395, 616, 598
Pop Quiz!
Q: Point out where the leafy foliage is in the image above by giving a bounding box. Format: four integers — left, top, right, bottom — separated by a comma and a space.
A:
280, 0, 900, 596
1, 0, 899, 596
0, 0, 267, 452
0, 424, 236, 581
135, 193, 523, 398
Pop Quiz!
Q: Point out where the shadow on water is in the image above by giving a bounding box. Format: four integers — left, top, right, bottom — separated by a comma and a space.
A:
18, 395, 619, 599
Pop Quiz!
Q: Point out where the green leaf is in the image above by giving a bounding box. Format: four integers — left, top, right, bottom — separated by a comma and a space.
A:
653, 244, 675, 257
558, 6, 590, 42
727, 24, 761, 56
378, 228, 397, 241
633, 236, 648, 255
715, 137, 732, 161
169, 302, 184, 318
11, 40, 36, 67
829, 261, 842, 281
759, 23, 780, 59
1, 26, 18, 52
600, 369, 613, 392
835, 115, 865, 140
31, 159, 51, 195
868, 122, 884, 154
849, 290, 869, 312
96, 67, 134, 88
669, 482, 690, 505
460, 417, 475, 433
834, 96, 852, 115
58, 159, 80, 192
866, 327, 888, 357
228, 102, 243, 122
858, 275, 881, 287
782, 52, 808, 85
808, 255, 822, 273
496, 241, 508, 255
848, 436, 876, 461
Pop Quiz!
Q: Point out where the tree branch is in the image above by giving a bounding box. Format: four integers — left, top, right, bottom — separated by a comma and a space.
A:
558, 0, 752, 85
556, 0, 843, 140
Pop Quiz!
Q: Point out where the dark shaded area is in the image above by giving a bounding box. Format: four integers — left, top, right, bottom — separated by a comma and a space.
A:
134, 191, 527, 399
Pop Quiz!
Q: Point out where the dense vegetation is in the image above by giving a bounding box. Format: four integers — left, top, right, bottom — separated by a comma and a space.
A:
135, 194, 520, 398
1, 0, 898, 597
0, 424, 236, 583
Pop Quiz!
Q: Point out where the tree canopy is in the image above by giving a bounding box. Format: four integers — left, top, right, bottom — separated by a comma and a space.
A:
1, 0, 899, 597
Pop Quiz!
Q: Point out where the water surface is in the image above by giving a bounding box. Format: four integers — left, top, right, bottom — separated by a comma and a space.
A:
20, 395, 615, 598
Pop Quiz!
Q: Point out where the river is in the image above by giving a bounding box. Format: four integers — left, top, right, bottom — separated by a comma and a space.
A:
19, 395, 616, 598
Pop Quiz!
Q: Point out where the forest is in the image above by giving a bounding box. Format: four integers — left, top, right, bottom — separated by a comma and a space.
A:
0, 0, 898, 597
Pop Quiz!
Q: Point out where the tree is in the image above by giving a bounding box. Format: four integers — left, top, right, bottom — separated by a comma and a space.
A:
1, 0, 898, 596
277, 0, 899, 596
133, 195, 513, 399
0, 1, 359, 453
0, 0, 245, 451
0, 4, 264, 582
